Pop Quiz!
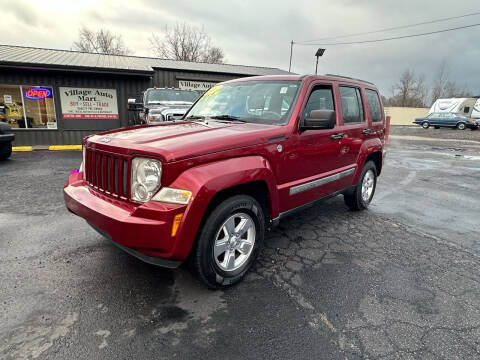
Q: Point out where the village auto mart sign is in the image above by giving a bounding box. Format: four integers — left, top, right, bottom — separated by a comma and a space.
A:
59, 87, 119, 119
178, 80, 217, 91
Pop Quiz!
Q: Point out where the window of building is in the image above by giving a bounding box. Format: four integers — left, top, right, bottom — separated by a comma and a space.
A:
339, 86, 364, 124
365, 89, 382, 122
0, 85, 57, 129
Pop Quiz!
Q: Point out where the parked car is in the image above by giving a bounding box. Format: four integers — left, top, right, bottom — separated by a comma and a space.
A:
128, 88, 200, 124
0, 122, 15, 160
64, 74, 388, 288
414, 112, 479, 130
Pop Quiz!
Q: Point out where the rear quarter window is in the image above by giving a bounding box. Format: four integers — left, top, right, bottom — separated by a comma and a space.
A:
365, 89, 383, 123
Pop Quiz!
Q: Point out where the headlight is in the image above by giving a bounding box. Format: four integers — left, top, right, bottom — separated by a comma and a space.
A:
152, 187, 192, 204
147, 114, 164, 123
131, 158, 162, 202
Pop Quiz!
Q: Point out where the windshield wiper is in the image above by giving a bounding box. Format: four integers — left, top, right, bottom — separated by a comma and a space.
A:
185, 115, 205, 120
209, 115, 246, 122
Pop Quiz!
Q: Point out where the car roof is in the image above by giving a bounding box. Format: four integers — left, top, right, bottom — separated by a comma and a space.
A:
223, 74, 377, 88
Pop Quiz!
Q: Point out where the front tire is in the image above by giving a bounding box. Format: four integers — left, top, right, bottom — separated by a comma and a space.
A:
189, 195, 265, 289
422, 121, 430, 129
344, 161, 377, 211
0, 142, 12, 160
457, 122, 466, 130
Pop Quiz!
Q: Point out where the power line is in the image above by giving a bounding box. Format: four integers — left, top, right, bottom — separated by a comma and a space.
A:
298, 10, 480, 44
294, 22, 480, 46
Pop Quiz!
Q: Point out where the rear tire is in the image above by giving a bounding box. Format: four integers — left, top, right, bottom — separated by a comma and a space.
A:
0, 142, 12, 160
422, 121, 430, 129
457, 122, 466, 130
189, 195, 265, 289
344, 161, 377, 211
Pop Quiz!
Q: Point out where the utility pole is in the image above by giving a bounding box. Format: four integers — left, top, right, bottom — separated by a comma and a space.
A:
288, 40, 293, 72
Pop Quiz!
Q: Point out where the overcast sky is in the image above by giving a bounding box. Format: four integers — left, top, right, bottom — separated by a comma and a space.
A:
2, 0, 480, 99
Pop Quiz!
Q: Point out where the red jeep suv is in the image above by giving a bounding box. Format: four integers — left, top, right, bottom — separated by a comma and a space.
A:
64, 74, 388, 288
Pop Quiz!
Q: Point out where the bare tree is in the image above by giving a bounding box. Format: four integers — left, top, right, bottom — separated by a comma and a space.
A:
431, 60, 449, 102
149, 22, 225, 64
431, 61, 471, 102
387, 69, 429, 107
72, 26, 130, 55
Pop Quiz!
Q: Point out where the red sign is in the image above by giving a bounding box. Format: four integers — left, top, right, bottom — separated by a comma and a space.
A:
62, 113, 119, 119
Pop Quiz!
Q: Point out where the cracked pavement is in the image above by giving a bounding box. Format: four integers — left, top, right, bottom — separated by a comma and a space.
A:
1, 130, 480, 359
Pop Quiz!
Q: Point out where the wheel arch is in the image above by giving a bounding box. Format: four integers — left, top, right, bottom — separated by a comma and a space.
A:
353, 139, 383, 183
166, 156, 279, 261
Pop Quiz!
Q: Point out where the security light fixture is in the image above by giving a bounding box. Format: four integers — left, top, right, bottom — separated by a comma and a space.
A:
315, 48, 326, 75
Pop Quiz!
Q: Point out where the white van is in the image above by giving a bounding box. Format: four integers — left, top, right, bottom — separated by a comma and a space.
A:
429, 98, 479, 118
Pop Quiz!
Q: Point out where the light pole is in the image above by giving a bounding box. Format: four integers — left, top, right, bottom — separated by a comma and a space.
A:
315, 48, 325, 75
288, 40, 294, 72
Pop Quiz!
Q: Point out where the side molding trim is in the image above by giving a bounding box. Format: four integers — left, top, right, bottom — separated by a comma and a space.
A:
289, 167, 356, 196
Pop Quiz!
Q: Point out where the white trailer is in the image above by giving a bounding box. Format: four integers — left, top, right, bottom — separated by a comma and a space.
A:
429, 98, 479, 117
472, 98, 480, 119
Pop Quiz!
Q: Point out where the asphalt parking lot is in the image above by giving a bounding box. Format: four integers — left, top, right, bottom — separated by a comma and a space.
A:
1, 127, 480, 359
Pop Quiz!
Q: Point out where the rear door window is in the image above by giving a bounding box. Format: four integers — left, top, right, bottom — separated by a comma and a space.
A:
365, 89, 382, 123
339, 86, 364, 124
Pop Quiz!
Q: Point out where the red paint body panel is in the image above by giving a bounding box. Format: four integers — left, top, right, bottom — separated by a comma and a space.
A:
63, 74, 387, 264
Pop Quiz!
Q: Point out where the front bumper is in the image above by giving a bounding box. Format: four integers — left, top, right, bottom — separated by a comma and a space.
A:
0, 133, 15, 144
88, 223, 181, 268
64, 172, 187, 265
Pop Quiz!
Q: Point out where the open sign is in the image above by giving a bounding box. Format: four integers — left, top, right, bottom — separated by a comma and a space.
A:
25, 88, 52, 100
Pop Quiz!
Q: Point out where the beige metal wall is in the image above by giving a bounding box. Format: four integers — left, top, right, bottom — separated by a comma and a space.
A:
384, 107, 429, 125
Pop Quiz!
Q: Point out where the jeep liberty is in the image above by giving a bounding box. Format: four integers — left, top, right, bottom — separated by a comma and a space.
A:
64, 74, 388, 288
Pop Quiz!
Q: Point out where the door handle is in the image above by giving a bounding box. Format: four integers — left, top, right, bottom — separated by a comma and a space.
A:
362, 128, 373, 135
331, 133, 345, 140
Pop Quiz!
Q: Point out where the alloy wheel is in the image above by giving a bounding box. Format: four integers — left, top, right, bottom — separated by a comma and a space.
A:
213, 213, 256, 272
361, 170, 375, 203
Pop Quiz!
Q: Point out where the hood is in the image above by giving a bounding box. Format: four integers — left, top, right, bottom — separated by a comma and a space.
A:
87, 121, 285, 162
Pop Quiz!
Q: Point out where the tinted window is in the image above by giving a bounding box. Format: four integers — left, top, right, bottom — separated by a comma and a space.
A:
302, 85, 335, 120
365, 89, 382, 122
464, 106, 470, 113
146, 89, 199, 103
339, 86, 364, 124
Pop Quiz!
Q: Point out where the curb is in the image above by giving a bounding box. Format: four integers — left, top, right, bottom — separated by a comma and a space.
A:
12, 146, 34, 152
12, 145, 82, 152
49, 145, 82, 151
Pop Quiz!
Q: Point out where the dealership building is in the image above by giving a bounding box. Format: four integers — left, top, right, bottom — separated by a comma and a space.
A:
0, 45, 289, 146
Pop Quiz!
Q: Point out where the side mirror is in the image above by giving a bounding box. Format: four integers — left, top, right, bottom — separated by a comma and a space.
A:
127, 99, 144, 112
301, 110, 336, 130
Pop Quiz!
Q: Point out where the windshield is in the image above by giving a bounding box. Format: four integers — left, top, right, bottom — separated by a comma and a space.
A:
185, 80, 300, 125
146, 89, 199, 104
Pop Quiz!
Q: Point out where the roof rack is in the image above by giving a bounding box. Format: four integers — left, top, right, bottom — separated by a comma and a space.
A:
325, 74, 375, 85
